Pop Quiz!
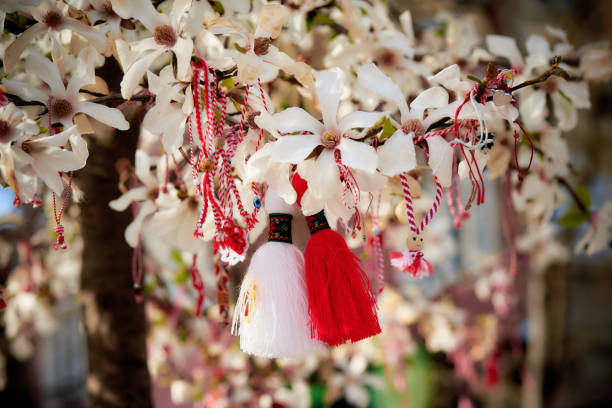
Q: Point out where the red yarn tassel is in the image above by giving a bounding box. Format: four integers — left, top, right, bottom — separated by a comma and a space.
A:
293, 174, 381, 345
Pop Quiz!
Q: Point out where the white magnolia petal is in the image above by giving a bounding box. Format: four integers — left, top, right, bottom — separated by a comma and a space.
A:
353, 169, 387, 193
134, 150, 158, 188
62, 18, 106, 51
160, 109, 187, 153
427, 135, 453, 188
127, 37, 158, 60
125, 201, 156, 248
1, 79, 47, 103
32, 148, 83, 173
428, 64, 460, 87
298, 149, 339, 199
110, 0, 165, 31
519, 90, 548, 131
68, 132, 89, 169
3, 23, 45, 73
526, 34, 552, 59
77, 101, 129, 130
31, 158, 64, 194
299, 189, 324, 217
377, 129, 416, 176
356, 63, 409, 121
109, 186, 148, 211
28, 126, 75, 148
171, 0, 192, 22
338, 138, 378, 174
486, 35, 524, 68
173, 37, 193, 81
324, 190, 353, 223
254, 111, 279, 138
120, 48, 165, 99
338, 111, 384, 134
409, 86, 449, 119
269, 134, 321, 164
558, 80, 591, 109
315, 68, 344, 128
272, 107, 324, 135
399, 11, 415, 43
551, 93, 578, 131
265, 163, 296, 205
245, 143, 273, 181
25, 53, 65, 96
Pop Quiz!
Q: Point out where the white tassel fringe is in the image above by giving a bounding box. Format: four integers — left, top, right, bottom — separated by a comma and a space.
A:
232, 242, 324, 358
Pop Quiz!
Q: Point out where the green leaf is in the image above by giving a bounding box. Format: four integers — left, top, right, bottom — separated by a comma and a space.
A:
309, 382, 326, 408
379, 117, 396, 141
306, 12, 334, 32
170, 249, 184, 266
174, 268, 189, 284
558, 209, 588, 229
359, 252, 370, 259
575, 185, 592, 209
211, 1, 224, 14
221, 78, 235, 90
434, 21, 448, 38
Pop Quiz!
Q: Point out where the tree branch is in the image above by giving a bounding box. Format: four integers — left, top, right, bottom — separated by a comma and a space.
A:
555, 176, 589, 214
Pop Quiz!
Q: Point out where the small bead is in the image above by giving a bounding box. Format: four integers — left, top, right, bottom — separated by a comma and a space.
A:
372, 225, 381, 235
253, 197, 262, 208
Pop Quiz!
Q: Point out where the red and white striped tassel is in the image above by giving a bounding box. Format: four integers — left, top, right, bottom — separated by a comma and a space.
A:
391, 172, 441, 278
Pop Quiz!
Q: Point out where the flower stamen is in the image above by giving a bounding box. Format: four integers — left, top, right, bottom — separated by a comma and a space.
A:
402, 119, 425, 139
43, 11, 63, 29
154, 25, 177, 47
51, 99, 73, 119
321, 129, 340, 149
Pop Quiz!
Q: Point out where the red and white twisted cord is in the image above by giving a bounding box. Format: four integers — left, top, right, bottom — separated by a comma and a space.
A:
399, 172, 418, 234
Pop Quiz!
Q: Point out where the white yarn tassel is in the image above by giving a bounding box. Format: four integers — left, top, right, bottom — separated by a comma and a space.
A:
231, 189, 324, 358
232, 242, 323, 358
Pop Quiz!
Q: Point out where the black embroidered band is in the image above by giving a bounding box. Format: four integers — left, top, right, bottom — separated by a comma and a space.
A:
305, 210, 330, 234
267, 213, 293, 243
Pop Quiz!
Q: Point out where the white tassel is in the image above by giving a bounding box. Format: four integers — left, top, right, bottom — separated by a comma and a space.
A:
232, 189, 324, 358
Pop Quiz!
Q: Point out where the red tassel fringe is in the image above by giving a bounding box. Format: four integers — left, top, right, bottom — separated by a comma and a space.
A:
305, 228, 381, 345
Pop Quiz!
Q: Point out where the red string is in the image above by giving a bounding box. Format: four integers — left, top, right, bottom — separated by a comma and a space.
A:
190, 253, 205, 317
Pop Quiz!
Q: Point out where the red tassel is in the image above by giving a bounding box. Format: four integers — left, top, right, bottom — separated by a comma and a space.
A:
293, 173, 380, 345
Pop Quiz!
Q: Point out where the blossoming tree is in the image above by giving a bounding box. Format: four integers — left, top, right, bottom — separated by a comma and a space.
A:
0, 0, 610, 407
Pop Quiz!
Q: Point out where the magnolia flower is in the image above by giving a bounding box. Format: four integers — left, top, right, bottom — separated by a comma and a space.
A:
3, 0, 105, 72
109, 150, 213, 249
513, 173, 561, 224
0, 103, 38, 147
2, 52, 129, 130
213, 20, 300, 86
486, 33, 591, 132
575, 202, 612, 256
142, 67, 193, 153
357, 63, 451, 182
112, 0, 194, 98
4, 126, 88, 196
82, 0, 124, 39
109, 150, 165, 247
148, 176, 210, 253
254, 68, 384, 219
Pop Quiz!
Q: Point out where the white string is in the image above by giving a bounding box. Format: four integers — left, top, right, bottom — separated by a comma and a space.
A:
428, 88, 492, 176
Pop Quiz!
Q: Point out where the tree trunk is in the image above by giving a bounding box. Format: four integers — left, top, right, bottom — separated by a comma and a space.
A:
78, 59, 152, 407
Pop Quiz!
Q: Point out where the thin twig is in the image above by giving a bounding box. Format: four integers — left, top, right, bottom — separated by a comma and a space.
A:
555, 176, 589, 214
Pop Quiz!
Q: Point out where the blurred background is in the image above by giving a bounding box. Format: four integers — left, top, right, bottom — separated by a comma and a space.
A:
0, 0, 611, 407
